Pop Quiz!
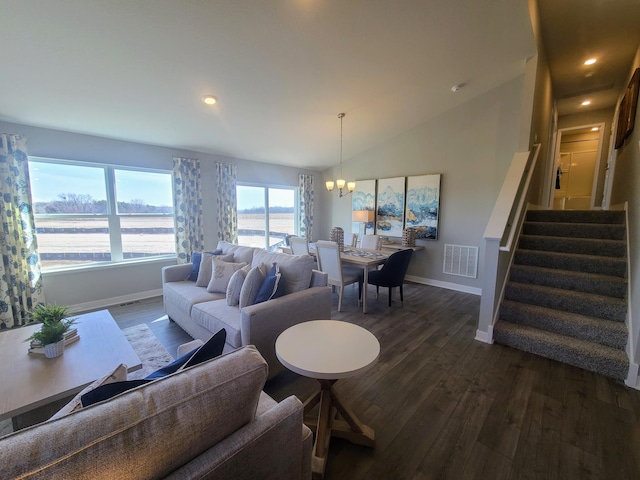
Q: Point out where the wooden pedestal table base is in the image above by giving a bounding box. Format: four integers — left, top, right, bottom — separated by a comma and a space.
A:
303, 379, 375, 478
275, 320, 380, 480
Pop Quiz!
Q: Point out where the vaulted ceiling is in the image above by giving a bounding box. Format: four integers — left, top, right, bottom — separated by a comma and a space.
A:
0, 1, 637, 170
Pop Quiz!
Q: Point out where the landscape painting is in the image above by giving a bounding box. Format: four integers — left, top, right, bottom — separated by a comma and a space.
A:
405, 174, 441, 240
351, 179, 376, 234
376, 177, 405, 237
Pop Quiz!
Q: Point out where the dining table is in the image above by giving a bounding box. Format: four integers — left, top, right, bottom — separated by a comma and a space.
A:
282, 243, 389, 313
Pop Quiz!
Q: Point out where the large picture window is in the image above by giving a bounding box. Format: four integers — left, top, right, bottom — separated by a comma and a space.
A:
30, 159, 175, 269
236, 185, 296, 249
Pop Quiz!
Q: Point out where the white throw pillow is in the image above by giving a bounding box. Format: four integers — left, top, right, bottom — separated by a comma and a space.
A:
239, 264, 267, 309
196, 253, 233, 287
207, 259, 248, 293
226, 264, 251, 306
49, 364, 128, 420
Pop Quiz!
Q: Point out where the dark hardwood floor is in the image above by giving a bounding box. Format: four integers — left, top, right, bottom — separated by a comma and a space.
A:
107, 283, 640, 480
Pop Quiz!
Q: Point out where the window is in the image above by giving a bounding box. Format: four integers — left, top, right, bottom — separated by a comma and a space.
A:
236, 185, 297, 249
30, 159, 175, 269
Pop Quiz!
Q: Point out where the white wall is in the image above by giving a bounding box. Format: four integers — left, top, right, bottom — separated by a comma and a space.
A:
318, 76, 525, 293
0, 121, 319, 310
609, 46, 640, 380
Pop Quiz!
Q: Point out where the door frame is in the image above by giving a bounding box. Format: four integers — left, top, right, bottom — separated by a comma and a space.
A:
546, 122, 605, 210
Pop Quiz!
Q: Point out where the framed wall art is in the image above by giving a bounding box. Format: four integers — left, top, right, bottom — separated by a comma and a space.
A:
405, 174, 441, 240
615, 67, 640, 149
624, 67, 639, 139
376, 176, 405, 237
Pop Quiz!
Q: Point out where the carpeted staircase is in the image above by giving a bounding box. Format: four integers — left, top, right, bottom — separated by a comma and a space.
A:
494, 209, 629, 380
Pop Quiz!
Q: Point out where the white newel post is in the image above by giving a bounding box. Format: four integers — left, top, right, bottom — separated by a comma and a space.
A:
476, 237, 501, 344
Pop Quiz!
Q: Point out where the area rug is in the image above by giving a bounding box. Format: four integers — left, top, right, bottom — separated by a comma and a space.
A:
122, 323, 174, 380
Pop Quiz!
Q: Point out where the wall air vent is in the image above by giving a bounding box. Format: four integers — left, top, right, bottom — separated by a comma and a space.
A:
443, 244, 478, 278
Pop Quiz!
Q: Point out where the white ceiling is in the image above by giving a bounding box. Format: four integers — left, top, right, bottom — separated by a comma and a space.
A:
0, 0, 535, 170
537, 0, 640, 117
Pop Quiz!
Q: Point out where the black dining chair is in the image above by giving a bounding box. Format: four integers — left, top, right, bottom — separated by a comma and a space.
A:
358, 248, 413, 307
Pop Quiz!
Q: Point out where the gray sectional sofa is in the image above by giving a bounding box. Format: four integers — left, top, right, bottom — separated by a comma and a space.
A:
0, 346, 312, 479
162, 241, 332, 379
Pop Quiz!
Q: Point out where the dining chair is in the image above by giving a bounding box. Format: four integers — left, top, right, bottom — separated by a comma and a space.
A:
360, 234, 381, 250
289, 236, 310, 256
344, 232, 358, 248
358, 248, 413, 307
315, 240, 362, 312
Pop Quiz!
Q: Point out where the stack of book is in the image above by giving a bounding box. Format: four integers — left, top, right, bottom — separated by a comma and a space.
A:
28, 328, 80, 355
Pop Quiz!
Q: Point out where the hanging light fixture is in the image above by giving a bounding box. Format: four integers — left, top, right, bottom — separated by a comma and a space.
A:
326, 112, 356, 197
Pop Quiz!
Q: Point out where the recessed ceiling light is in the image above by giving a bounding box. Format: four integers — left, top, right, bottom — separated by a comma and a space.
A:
203, 95, 217, 105
591, 127, 599, 131
581, 100, 591, 106
584, 58, 597, 65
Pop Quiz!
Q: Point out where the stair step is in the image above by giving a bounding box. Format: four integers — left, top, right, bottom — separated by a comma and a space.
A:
509, 265, 627, 298
514, 249, 627, 277
504, 282, 627, 322
499, 300, 628, 349
526, 209, 625, 225
522, 221, 625, 240
493, 321, 629, 380
518, 234, 626, 258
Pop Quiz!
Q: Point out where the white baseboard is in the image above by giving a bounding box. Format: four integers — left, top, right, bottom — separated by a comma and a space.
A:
475, 325, 494, 344
68, 289, 163, 314
625, 362, 640, 390
405, 275, 482, 296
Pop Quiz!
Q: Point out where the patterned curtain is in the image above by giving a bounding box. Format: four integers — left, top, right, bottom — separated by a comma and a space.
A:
298, 174, 314, 240
216, 162, 238, 243
0, 134, 45, 329
172, 157, 204, 263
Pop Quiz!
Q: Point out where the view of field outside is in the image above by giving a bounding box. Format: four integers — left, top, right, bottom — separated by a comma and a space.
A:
237, 213, 295, 248
35, 217, 175, 268
30, 163, 298, 268
36, 213, 295, 267
30, 160, 174, 269
236, 185, 296, 249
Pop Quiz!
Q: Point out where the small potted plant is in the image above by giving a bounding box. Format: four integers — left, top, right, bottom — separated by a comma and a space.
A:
26, 304, 76, 358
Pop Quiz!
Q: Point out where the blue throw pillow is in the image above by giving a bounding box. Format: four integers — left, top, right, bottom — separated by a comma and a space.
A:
188, 250, 224, 282
269, 263, 286, 298
188, 252, 203, 282
274, 272, 286, 298
80, 329, 227, 406
255, 263, 282, 304
144, 328, 227, 380
183, 328, 227, 369
143, 349, 197, 380
80, 380, 151, 407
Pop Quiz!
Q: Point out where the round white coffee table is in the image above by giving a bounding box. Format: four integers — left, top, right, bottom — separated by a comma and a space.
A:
276, 320, 380, 479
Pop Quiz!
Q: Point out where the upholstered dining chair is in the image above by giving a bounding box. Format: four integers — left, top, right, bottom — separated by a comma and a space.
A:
315, 240, 362, 312
289, 236, 310, 256
359, 248, 413, 308
360, 234, 381, 250
344, 232, 358, 248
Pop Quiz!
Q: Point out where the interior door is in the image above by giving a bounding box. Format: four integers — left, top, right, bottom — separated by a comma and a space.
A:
553, 150, 597, 210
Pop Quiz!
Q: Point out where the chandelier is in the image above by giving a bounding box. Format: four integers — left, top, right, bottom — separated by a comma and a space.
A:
326, 113, 356, 197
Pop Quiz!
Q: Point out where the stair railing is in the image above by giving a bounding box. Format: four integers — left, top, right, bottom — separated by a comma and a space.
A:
476, 144, 541, 343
